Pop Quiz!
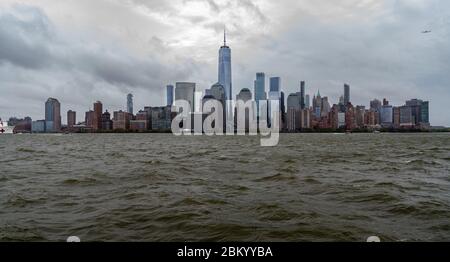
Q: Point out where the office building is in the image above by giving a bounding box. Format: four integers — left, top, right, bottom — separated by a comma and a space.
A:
101, 110, 113, 130
32, 120, 46, 133
218, 30, 232, 101
344, 84, 350, 105
287, 93, 300, 131
93, 101, 103, 131
113, 110, 132, 130
167, 85, 174, 106
45, 98, 61, 132
270, 77, 281, 92
127, 94, 133, 115
300, 81, 306, 109
67, 110, 76, 128
175, 82, 196, 113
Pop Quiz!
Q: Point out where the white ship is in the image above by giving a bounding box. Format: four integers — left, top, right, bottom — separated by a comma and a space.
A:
0, 119, 14, 134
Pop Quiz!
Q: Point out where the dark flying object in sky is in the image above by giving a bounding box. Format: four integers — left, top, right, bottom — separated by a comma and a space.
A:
422, 30, 432, 34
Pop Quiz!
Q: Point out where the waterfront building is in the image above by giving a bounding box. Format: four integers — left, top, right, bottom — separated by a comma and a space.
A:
270, 77, 281, 92
329, 105, 340, 129
420, 101, 430, 125
305, 94, 310, 109
355, 106, 365, 128
287, 93, 301, 131
313, 91, 322, 118
254, 73, 266, 119
129, 110, 150, 132
380, 104, 393, 127
300, 81, 306, 109
344, 84, 350, 106
101, 110, 113, 130
175, 82, 196, 113
370, 99, 382, 112
67, 110, 76, 128
151, 106, 172, 130
45, 98, 61, 132
167, 85, 174, 106
268, 90, 281, 128
406, 99, 430, 126
321, 97, 331, 117
345, 103, 356, 130
113, 110, 132, 130
31, 120, 46, 133
235, 88, 255, 132
11, 117, 32, 133
393, 107, 401, 128
203, 83, 227, 131
300, 109, 311, 129
399, 106, 413, 127
93, 101, 103, 131
85, 110, 94, 129
127, 94, 133, 115
338, 112, 346, 128
218, 30, 232, 102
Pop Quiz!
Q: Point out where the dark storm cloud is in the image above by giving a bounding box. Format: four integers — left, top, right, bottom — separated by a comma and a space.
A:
0, 5, 191, 88
0, 3, 197, 123
0, 5, 54, 69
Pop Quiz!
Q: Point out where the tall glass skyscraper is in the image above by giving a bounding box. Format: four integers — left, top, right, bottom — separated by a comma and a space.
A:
127, 94, 133, 115
45, 98, 61, 132
218, 30, 232, 101
167, 85, 174, 106
344, 84, 350, 105
270, 77, 281, 92
254, 72, 266, 118
175, 82, 196, 113
300, 81, 306, 109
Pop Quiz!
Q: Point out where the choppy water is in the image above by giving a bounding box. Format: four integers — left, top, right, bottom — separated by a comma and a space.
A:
0, 133, 449, 242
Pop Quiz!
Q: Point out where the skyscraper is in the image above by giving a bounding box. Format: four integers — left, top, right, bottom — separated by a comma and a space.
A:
254, 72, 266, 118
270, 77, 281, 92
218, 30, 232, 101
93, 101, 103, 131
127, 94, 133, 115
236, 88, 252, 102
45, 98, 61, 132
370, 99, 382, 112
101, 110, 113, 130
167, 85, 174, 106
421, 101, 430, 124
85, 110, 94, 128
380, 105, 393, 127
287, 93, 301, 131
344, 84, 350, 105
175, 82, 196, 113
67, 110, 76, 128
300, 81, 306, 109
235, 88, 254, 133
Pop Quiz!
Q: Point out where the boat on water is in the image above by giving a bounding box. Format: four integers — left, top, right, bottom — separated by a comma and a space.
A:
0, 119, 15, 134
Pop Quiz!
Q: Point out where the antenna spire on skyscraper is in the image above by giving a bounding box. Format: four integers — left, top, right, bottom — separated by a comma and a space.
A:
224, 27, 227, 46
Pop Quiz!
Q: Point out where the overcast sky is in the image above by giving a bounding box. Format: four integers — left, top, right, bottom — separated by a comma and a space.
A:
0, 0, 449, 126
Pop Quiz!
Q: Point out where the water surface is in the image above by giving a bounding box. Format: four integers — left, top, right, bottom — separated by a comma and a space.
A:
0, 133, 449, 241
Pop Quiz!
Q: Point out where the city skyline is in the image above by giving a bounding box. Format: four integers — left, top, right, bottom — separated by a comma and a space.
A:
0, 1, 449, 126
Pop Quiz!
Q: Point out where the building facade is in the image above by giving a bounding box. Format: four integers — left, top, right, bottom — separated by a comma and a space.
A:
175, 82, 196, 113
67, 110, 76, 128
45, 98, 61, 132
167, 85, 174, 106
218, 31, 232, 102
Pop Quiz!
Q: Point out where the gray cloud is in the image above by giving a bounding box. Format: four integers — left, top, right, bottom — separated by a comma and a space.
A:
0, 3, 194, 122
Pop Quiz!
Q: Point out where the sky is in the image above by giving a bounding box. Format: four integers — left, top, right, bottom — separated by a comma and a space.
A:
0, 0, 449, 126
